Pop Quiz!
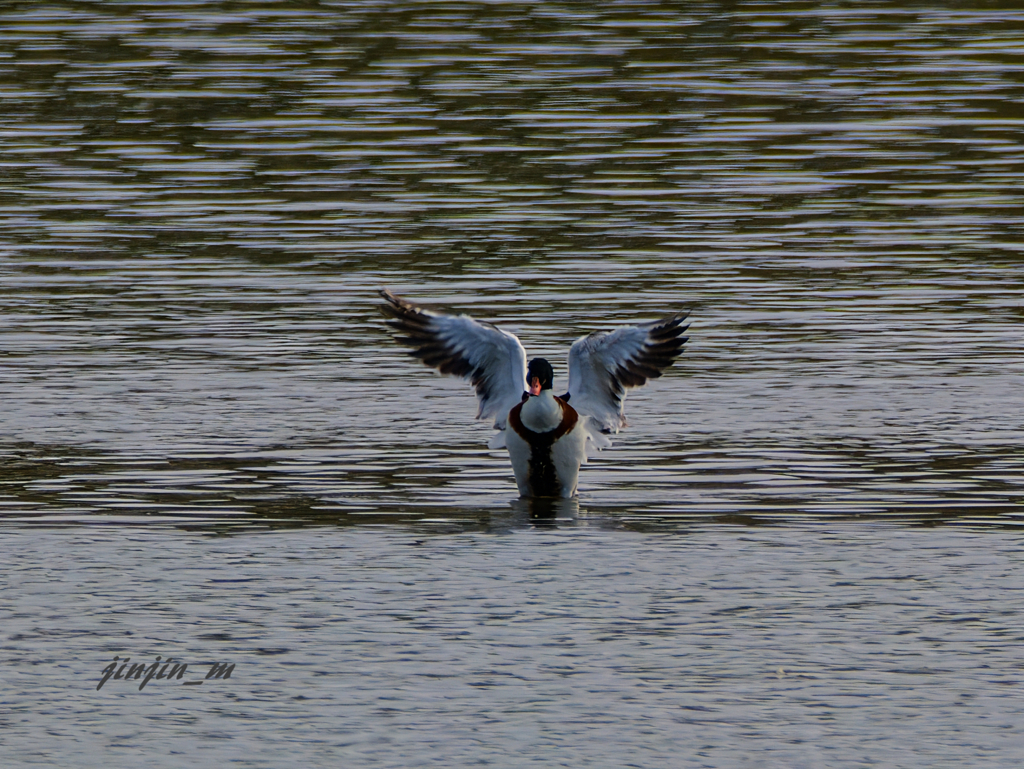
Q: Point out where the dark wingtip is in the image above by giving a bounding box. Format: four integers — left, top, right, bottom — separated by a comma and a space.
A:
658, 311, 690, 330
380, 288, 435, 324
609, 310, 693, 390
379, 287, 400, 317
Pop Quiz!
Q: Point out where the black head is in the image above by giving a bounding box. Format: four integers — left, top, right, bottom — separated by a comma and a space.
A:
527, 358, 554, 392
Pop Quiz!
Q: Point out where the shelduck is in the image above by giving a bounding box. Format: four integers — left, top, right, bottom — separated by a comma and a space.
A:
380, 289, 689, 498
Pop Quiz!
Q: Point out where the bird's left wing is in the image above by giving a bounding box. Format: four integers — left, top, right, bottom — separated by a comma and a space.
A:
567, 312, 689, 433
380, 289, 528, 429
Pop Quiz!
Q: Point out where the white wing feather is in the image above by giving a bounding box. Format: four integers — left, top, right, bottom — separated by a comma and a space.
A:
380, 289, 527, 429
567, 313, 689, 433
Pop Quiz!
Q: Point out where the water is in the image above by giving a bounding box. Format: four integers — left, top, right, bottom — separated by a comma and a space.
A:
2, 1, 1024, 765
5, 524, 1024, 767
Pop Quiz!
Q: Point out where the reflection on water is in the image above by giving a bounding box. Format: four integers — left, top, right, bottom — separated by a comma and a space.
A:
507, 496, 580, 528
1, 0, 1023, 531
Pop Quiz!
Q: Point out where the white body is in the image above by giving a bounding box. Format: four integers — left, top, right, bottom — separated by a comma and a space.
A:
504, 391, 589, 498
520, 389, 563, 432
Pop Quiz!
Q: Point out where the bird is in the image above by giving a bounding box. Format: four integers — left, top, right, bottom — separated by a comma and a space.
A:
379, 288, 689, 498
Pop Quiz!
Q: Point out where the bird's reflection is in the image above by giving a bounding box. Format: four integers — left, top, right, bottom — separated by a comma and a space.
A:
508, 496, 580, 527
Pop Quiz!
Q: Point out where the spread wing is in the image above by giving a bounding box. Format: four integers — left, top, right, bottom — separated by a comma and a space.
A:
567, 312, 689, 433
380, 289, 528, 429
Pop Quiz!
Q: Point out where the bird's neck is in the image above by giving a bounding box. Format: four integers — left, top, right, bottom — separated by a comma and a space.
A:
520, 390, 562, 433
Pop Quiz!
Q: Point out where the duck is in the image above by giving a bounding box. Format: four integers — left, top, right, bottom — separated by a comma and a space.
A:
379, 288, 690, 498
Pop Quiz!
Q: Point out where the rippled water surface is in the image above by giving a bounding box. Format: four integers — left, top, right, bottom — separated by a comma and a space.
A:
2, 1, 1024, 766
6, 524, 1024, 768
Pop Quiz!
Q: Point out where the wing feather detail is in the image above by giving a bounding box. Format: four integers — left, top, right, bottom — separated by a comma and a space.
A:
566, 312, 689, 433
380, 289, 528, 428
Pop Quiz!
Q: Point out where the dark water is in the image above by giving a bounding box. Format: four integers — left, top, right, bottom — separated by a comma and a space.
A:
2, 1, 1024, 765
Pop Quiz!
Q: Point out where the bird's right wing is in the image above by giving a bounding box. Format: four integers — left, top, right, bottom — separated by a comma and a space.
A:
380, 289, 528, 429
567, 312, 689, 433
